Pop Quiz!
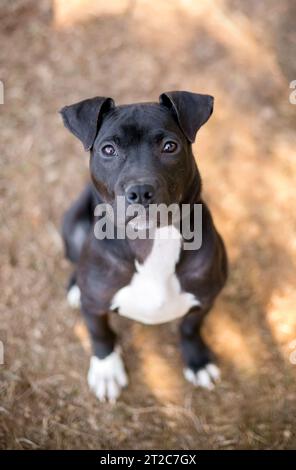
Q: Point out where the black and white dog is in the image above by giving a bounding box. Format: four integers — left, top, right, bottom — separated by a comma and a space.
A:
60, 91, 227, 402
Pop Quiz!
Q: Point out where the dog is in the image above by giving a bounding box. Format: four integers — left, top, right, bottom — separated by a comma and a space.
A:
60, 91, 227, 402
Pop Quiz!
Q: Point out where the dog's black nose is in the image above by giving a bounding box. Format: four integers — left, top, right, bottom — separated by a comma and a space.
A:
125, 184, 155, 205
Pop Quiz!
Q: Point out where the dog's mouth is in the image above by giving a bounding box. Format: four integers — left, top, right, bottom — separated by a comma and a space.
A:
126, 209, 154, 231
123, 205, 154, 232
110, 189, 181, 230
125, 203, 181, 232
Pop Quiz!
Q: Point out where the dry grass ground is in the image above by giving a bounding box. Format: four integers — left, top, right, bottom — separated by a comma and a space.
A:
0, 0, 296, 450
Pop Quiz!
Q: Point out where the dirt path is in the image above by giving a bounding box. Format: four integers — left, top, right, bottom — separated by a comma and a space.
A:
0, 0, 296, 449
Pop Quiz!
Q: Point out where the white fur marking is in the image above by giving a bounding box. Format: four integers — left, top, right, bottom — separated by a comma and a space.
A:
87, 349, 128, 402
206, 363, 221, 381
111, 226, 199, 325
67, 285, 81, 309
184, 363, 220, 390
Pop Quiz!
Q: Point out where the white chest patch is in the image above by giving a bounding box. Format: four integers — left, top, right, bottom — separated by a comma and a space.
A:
111, 226, 199, 325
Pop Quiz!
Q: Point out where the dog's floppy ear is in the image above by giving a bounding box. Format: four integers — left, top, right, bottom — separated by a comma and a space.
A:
159, 91, 214, 143
60, 96, 115, 151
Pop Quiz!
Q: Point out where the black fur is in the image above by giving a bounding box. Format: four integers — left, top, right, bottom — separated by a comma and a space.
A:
61, 91, 227, 376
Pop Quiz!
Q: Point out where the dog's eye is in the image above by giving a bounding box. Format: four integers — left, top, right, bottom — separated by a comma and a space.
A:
101, 144, 117, 157
162, 141, 178, 153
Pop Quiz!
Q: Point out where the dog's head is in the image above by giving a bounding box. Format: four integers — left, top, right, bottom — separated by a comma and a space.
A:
60, 91, 213, 221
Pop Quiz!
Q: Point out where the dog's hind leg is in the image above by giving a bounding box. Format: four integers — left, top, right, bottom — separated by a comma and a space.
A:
62, 183, 94, 263
62, 183, 94, 308
66, 270, 81, 309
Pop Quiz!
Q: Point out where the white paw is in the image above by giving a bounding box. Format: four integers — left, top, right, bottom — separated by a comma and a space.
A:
67, 285, 81, 309
87, 348, 128, 403
184, 363, 220, 390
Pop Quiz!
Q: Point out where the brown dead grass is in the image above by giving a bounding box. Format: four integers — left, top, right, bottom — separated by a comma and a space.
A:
0, 0, 296, 449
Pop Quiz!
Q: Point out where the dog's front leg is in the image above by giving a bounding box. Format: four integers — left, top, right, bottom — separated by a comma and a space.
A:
82, 309, 128, 402
180, 307, 220, 390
